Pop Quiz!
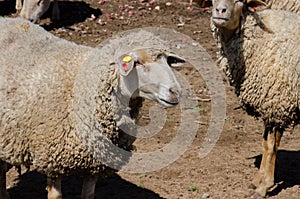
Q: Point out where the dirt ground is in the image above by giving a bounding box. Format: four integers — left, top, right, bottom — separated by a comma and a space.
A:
1, 0, 300, 198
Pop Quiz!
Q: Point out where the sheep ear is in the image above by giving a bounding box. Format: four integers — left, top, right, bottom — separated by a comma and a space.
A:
117, 54, 135, 76
163, 51, 186, 68
245, 0, 269, 12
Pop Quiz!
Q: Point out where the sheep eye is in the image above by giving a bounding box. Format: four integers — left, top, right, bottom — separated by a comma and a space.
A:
157, 53, 164, 58
134, 60, 144, 67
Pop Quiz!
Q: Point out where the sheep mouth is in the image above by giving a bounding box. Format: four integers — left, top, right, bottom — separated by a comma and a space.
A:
212, 17, 229, 23
158, 98, 180, 107
212, 17, 230, 27
212, 17, 229, 21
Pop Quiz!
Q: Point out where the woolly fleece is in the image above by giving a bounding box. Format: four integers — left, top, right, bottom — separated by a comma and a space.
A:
266, 0, 300, 14
213, 10, 300, 127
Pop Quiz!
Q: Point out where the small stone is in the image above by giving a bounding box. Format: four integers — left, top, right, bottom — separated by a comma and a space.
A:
202, 193, 210, 198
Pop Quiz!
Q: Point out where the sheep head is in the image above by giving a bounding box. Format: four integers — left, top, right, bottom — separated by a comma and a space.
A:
116, 48, 186, 107
211, 0, 268, 40
19, 0, 51, 23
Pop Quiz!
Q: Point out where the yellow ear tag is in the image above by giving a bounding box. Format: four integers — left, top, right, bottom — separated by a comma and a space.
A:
123, 56, 132, 63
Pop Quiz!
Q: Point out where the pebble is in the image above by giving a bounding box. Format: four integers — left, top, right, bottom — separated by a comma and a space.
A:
202, 193, 210, 198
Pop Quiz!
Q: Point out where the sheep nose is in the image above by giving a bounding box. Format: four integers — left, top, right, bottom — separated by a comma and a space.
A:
169, 87, 181, 99
216, 7, 227, 15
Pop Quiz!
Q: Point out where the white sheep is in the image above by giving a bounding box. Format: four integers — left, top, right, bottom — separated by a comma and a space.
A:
211, 0, 300, 197
0, 17, 186, 199
16, 0, 60, 23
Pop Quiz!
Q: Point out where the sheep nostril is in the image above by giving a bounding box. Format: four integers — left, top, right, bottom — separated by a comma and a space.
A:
216, 7, 227, 15
169, 88, 181, 98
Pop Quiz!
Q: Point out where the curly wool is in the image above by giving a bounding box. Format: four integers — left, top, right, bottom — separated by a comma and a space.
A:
213, 10, 300, 127
0, 18, 169, 177
265, 0, 300, 14
0, 18, 106, 177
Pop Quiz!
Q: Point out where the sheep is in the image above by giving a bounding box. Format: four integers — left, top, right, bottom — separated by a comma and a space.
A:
211, 0, 300, 197
0, 17, 187, 199
16, 0, 60, 23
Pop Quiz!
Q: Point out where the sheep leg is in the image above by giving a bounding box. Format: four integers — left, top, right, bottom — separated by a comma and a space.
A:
252, 127, 282, 197
0, 160, 10, 199
46, 177, 62, 199
81, 175, 98, 199
52, 0, 60, 21
251, 128, 269, 189
15, 0, 23, 12
19, 0, 27, 18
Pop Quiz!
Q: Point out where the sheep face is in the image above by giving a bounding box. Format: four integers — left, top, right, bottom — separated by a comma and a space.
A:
117, 48, 185, 107
212, 0, 244, 30
212, 0, 267, 35
19, 0, 51, 23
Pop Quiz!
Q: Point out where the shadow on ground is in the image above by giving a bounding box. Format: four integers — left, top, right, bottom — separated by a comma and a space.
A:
8, 171, 164, 199
0, 0, 15, 16
252, 150, 300, 197
41, 1, 102, 30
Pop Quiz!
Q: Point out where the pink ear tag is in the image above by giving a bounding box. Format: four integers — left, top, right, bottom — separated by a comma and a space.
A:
122, 63, 129, 72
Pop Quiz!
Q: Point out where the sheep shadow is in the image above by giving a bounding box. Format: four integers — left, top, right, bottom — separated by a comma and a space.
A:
0, 0, 16, 16
8, 171, 164, 199
252, 150, 300, 197
41, 1, 102, 30
0, 0, 102, 30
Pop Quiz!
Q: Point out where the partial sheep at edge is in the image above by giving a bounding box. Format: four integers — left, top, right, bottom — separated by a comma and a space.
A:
211, 0, 300, 198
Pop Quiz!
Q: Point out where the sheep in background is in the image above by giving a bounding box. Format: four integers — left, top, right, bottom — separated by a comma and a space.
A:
211, 0, 300, 197
0, 17, 186, 199
16, 0, 60, 23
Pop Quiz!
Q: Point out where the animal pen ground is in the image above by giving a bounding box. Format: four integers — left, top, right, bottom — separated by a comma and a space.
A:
1, 0, 300, 198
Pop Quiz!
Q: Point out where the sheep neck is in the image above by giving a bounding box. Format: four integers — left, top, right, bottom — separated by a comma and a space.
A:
218, 28, 238, 43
